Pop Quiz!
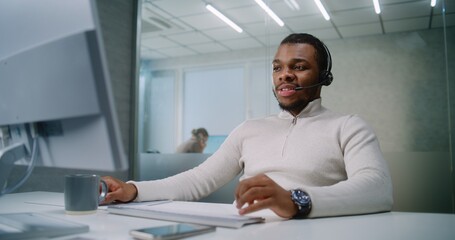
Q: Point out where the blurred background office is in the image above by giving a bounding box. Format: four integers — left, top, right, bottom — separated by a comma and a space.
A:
10, 0, 455, 214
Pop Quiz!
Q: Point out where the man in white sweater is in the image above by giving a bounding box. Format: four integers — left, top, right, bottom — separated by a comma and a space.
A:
103, 33, 393, 219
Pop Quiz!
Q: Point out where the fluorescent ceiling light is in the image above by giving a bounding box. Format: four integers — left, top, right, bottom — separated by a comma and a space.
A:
206, 4, 243, 33
254, 0, 285, 27
373, 0, 381, 14
314, 0, 330, 21
431, 0, 437, 7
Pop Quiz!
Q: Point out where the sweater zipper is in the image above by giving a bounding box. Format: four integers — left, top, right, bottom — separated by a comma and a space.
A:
282, 116, 298, 157
292, 116, 297, 125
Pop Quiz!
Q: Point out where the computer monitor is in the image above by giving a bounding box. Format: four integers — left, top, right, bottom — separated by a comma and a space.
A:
0, 0, 128, 194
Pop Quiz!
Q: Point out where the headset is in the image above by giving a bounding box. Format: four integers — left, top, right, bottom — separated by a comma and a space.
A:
319, 42, 333, 86
295, 42, 333, 90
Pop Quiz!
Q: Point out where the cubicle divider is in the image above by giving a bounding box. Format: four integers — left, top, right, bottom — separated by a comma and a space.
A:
12, 166, 128, 193
384, 151, 453, 213
137, 153, 239, 203
139, 152, 453, 213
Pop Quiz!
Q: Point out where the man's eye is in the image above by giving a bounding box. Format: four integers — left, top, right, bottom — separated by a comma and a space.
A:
273, 66, 281, 72
294, 65, 306, 70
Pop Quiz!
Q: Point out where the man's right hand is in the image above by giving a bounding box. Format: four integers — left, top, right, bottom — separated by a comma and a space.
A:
101, 176, 137, 204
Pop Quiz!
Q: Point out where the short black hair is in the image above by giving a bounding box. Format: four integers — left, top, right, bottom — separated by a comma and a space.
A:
280, 33, 330, 74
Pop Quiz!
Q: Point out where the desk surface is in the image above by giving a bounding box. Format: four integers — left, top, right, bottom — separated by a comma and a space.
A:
1, 191, 454, 240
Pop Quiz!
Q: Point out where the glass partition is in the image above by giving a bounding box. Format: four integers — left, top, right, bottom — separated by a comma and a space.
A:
135, 0, 454, 210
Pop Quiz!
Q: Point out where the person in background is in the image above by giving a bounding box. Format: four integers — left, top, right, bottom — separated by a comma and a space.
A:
176, 128, 209, 153
102, 33, 393, 219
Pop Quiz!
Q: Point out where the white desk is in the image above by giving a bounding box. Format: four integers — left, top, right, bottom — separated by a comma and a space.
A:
1, 191, 454, 240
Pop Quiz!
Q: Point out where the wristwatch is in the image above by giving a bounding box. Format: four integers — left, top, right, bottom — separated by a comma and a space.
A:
290, 189, 312, 218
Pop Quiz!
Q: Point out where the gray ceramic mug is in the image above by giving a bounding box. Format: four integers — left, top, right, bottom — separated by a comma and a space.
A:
64, 174, 108, 215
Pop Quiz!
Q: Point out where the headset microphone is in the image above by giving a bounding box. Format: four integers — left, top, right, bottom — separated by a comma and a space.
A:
294, 78, 330, 91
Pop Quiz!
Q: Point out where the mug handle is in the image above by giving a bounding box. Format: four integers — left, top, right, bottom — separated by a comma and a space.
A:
98, 179, 108, 203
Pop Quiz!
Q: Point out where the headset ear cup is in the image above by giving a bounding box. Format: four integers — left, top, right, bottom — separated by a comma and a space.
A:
324, 71, 333, 86
320, 71, 333, 86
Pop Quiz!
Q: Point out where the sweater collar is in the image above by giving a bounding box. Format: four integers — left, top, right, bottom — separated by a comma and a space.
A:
278, 98, 324, 119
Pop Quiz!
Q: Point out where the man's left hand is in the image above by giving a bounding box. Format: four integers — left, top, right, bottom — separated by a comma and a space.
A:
234, 174, 298, 218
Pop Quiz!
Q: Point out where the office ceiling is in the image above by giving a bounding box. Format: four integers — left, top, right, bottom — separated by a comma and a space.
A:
140, 0, 454, 60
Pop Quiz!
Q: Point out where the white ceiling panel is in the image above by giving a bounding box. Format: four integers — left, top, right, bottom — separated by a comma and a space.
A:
202, 27, 246, 41
299, 27, 341, 40
209, 0, 256, 9
141, 49, 168, 59
338, 22, 383, 38
255, 33, 294, 46
325, 0, 374, 11
242, 21, 291, 36
189, 42, 229, 54
180, 12, 230, 30
165, 31, 213, 45
267, 0, 314, 19
222, 37, 264, 50
224, 5, 269, 25
381, 1, 432, 21
331, 8, 379, 26
157, 46, 197, 57
383, 16, 430, 33
284, 15, 333, 31
139, 0, 453, 60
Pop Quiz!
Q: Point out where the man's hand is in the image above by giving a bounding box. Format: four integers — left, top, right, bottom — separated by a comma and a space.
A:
234, 174, 298, 218
101, 176, 137, 204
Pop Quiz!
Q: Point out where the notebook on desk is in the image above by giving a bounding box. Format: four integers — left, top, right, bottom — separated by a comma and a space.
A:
107, 200, 265, 229
0, 212, 89, 240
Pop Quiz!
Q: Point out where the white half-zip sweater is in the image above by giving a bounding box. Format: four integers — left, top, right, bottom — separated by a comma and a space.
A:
131, 98, 393, 218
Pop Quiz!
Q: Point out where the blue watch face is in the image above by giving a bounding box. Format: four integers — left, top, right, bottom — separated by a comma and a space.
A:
291, 190, 311, 207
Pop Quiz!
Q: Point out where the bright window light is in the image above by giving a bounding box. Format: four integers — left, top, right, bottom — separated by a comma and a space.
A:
206, 4, 243, 33
314, 0, 330, 21
254, 0, 285, 27
431, 0, 437, 7
373, 0, 381, 14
